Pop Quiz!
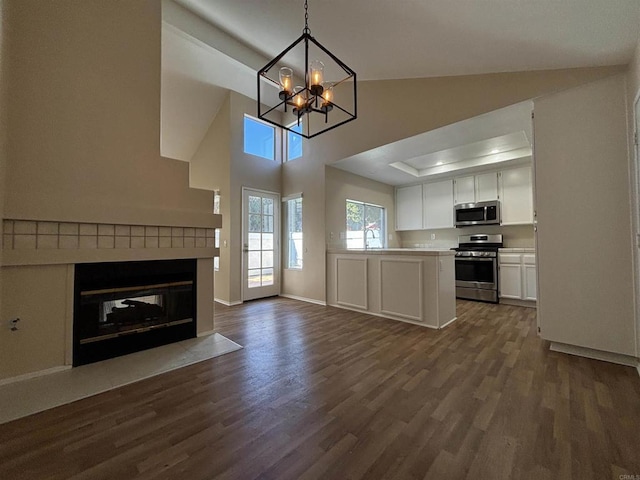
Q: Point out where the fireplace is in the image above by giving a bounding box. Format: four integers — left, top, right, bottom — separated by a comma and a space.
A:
73, 259, 197, 366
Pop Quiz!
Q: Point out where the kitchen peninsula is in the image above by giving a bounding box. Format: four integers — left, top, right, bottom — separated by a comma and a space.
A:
326, 249, 456, 328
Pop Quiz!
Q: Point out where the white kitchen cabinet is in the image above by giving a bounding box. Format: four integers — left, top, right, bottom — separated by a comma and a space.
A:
453, 172, 498, 205
396, 184, 423, 230
423, 179, 454, 229
453, 175, 475, 204
499, 251, 537, 303
476, 172, 499, 202
523, 254, 537, 301
499, 166, 533, 225
498, 254, 523, 299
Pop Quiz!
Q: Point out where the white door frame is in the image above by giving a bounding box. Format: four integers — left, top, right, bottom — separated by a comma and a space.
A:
632, 92, 640, 364
241, 187, 281, 301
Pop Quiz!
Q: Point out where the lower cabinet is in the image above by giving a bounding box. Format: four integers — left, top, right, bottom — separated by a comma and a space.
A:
498, 251, 537, 303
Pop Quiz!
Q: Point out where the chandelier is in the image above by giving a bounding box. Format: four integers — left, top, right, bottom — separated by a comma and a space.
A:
257, 0, 357, 139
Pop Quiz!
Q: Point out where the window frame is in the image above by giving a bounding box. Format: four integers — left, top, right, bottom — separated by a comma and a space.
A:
284, 193, 303, 270
345, 199, 387, 250
243, 114, 277, 161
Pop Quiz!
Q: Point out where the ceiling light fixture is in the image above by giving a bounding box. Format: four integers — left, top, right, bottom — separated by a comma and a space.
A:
257, 0, 357, 139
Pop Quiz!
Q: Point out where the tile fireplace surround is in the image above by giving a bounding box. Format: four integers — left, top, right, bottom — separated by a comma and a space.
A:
0, 217, 221, 383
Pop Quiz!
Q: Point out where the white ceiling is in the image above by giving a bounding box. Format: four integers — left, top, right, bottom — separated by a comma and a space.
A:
331, 101, 534, 186
173, 0, 640, 81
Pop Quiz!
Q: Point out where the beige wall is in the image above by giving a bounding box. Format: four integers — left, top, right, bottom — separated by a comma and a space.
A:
228, 92, 282, 303
399, 225, 535, 249
282, 66, 623, 303
535, 74, 635, 356
4, 0, 213, 227
0, 0, 6, 317
190, 94, 232, 302
1, 265, 71, 378
325, 166, 400, 250
626, 37, 640, 360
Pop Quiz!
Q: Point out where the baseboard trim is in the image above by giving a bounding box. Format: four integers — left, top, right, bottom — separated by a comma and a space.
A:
499, 298, 537, 308
214, 298, 243, 307
279, 294, 326, 306
327, 302, 455, 330
197, 329, 215, 338
0, 365, 72, 386
549, 342, 638, 367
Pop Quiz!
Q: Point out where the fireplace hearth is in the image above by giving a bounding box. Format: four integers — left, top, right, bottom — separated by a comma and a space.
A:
74, 259, 197, 366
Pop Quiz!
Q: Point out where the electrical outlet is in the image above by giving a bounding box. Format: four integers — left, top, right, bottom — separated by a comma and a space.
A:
431, 233, 436, 240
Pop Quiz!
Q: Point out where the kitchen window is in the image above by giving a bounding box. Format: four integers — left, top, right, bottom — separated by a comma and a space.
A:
243, 115, 276, 161
346, 200, 386, 249
284, 195, 303, 269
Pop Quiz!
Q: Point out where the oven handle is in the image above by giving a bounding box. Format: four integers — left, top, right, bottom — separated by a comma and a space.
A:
455, 257, 494, 262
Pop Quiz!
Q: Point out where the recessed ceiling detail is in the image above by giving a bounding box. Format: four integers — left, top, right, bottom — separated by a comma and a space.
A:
389, 132, 531, 178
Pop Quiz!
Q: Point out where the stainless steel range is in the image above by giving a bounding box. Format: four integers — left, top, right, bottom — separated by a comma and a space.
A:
453, 234, 503, 303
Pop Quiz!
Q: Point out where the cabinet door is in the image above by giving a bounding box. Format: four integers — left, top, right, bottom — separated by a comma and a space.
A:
454, 176, 475, 205
396, 185, 423, 231
498, 253, 522, 299
475, 172, 499, 202
423, 179, 454, 229
523, 254, 537, 301
500, 166, 533, 225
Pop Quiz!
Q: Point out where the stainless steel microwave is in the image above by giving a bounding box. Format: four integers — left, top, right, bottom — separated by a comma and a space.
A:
454, 200, 501, 227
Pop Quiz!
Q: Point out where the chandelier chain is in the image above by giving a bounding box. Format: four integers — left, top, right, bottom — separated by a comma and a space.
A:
304, 0, 310, 34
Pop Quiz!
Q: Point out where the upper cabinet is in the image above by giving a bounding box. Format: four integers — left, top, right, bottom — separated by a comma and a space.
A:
454, 172, 498, 205
394, 164, 533, 231
499, 166, 533, 225
396, 184, 423, 231
423, 179, 454, 229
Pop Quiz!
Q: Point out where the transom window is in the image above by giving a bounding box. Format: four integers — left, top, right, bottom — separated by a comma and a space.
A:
287, 122, 303, 161
346, 199, 386, 249
244, 115, 275, 161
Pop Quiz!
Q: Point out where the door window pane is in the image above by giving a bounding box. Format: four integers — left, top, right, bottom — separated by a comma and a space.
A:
248, 232, 261, 250
262, 251, 273, 268
262, 233, 273, 250
248, 251, 261, 269
262, 198, 274, 215
262, 268, 274, 286
249, 214, 262, 232
249, 195, 261, 214
248, 269, 261, 288
262, 215, 274, 233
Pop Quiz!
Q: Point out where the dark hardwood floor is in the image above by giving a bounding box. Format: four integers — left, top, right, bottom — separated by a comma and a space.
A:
1, 298, 639, 479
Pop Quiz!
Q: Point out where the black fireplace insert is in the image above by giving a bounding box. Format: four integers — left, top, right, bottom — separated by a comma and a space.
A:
73, 259, 197, 366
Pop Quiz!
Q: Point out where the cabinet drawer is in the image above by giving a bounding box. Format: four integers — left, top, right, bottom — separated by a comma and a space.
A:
498, 254, 521, 264
523, 254, 536, 265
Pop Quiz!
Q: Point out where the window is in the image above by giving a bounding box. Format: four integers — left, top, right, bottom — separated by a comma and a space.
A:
287, 122, 303, 161
285, 195, 303, 268
244, 115, 275, 160
214, 229, 220, 271
346, 200, 386, 249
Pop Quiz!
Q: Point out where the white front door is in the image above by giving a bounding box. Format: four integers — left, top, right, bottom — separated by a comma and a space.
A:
242, 188, 280, 301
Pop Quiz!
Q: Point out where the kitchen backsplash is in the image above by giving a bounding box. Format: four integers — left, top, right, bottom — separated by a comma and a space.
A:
399, 224, 535, 249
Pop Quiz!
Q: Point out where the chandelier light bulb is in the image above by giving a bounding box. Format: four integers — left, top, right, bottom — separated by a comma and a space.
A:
293, 86, 306, 109
279, 67, 293, 94
321, 82, 333, 105
309, 60, 324, 96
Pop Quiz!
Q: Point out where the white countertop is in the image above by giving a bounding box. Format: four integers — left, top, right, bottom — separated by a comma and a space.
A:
327, 248, 455, 256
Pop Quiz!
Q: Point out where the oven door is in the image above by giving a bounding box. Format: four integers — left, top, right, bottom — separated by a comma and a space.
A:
455, 256, 497, 290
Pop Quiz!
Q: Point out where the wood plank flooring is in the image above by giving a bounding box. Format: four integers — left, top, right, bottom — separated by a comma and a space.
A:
1, 298, 639, 479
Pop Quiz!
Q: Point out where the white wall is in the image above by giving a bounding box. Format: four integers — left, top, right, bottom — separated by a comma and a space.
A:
535, 74, 635, 357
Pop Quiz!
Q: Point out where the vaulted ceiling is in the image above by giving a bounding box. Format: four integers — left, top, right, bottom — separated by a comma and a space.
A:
162, 0, 640, 181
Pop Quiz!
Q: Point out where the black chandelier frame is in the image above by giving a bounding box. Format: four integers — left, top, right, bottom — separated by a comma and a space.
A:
257, 30, 357, 139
